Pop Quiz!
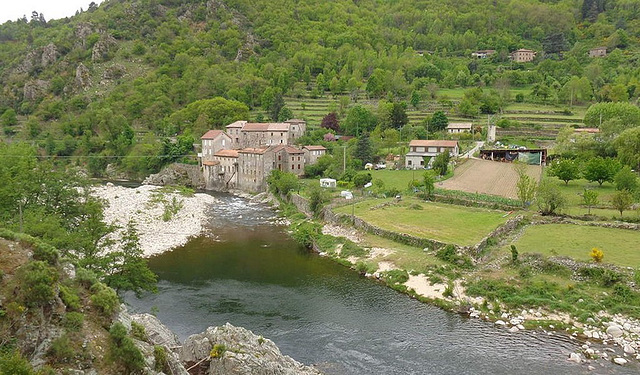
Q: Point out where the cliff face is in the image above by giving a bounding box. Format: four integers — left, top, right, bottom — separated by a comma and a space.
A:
0, 234, 321, 375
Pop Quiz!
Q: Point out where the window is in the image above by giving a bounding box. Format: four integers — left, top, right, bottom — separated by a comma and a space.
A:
420, 160, 424, 165
298, 164, 300, 169
222, 139, 226, 146
408, 160, 412, 166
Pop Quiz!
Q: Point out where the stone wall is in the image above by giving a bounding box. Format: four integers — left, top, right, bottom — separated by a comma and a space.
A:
289, 193, 313, 217
143, 163, 204, 188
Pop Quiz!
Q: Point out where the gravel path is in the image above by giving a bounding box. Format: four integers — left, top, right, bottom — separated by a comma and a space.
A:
93, 184, 217, 257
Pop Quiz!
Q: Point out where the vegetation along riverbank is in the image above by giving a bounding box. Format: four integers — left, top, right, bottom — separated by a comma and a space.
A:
266, 169, 640, 370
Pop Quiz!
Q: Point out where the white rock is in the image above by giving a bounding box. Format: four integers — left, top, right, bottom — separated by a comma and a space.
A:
585, 348, 595, 356
592, 331, 600, 339
606, 325, 624, 338
623, 323, 631, 330
517, 324, 525, 330
495, 320, 506, 326
568, 353, 582, 363
501, 313, 509, 319
584, 330, 593, 338
613, 357, 627, 365
623, 345, 635, 355
509, 326, 519, 333
587, 365, 595, 371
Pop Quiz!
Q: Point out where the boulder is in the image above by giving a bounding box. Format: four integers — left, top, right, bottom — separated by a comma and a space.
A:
131, 313, 181, 348
613, 357, 627, 365
180, 323, 321, 375
568, 352, 582, 363
606, 325, 623, 338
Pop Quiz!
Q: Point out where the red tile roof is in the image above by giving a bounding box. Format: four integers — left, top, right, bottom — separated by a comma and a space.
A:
447, 122, 473, 129
271, 145, 304, 154
238, 147, 269, 154
202, 160, 220, 166
214, 149, 239, 158
409, 140, 458, 148
225, 120, 246, 128
201, 130, 226, 139
242, 123, 291, 132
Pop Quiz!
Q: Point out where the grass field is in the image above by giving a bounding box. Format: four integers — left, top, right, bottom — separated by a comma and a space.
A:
505, 224, 640, 268
334, 197, 509, 246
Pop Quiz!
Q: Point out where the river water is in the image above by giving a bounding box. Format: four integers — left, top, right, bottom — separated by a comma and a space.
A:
125, 194, 636, 375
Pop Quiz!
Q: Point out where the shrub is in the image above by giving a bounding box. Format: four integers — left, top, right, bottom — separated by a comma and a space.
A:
59, 284, 81, 310
443, 282, 454, 298
75, 267, 99, 288
48, 335, 75, 363
109, 322, 145, 372
154, 346, 168, 372
355, 261, 369, 274
90, 283, 120, 316
590, 247, 604, 263
382, 269, 409, 284
62, 312, 84, 332
0, 350, 36, 375
290, 221, 321, 249
510, 244, 519, 263
210, 343, 226, 359
130, 321, 147, 341
339, 241, 367, 258
19, 261, 58, 307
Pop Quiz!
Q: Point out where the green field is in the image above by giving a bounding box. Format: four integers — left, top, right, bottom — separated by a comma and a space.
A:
334, 197, 509, 246
506, 224, 640, 268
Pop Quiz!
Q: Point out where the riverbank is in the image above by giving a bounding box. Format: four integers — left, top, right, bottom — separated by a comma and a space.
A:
93, 184, 216, 257
276, 193, 640, 370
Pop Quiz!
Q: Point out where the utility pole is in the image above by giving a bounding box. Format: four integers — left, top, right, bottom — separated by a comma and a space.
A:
343, 144, 346, 173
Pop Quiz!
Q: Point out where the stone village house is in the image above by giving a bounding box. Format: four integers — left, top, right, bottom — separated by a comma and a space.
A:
200, 120, 323, 192
405, 140, 459, 170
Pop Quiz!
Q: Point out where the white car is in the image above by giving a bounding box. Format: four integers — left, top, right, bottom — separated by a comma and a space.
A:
375, 163, 386, 170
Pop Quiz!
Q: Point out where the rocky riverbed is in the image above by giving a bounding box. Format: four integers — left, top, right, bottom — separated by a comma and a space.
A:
92, 184, 216, 257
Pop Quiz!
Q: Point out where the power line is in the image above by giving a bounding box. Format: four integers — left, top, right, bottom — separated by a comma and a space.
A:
0, 154, 197, 159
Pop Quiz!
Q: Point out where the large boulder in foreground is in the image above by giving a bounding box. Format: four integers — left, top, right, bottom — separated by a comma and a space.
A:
180, 323, 322, 375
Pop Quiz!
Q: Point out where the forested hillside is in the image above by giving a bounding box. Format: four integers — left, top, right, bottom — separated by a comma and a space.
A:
0, 0, 638, 177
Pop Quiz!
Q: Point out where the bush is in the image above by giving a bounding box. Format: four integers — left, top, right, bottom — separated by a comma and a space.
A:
340, 241, 367, 258
130, 321, 147, 341
48, 335, 75, 363
210, 343, 226, 359
382, 269, 409, 284
18, 261, 58, 307
109, 322, 145, 373
290, 221, 321, 249
75, 267, 99, 288
0, 350, 36, 375
59, 284, 81, 310
90, 283, 120, 316
62, 312, 84, 332
590, 247, 604, 263
154, 346, 168, 372
510, 245, 519, 263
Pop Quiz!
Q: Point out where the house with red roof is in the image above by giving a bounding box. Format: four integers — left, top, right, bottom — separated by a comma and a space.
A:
405, 140, 459, 169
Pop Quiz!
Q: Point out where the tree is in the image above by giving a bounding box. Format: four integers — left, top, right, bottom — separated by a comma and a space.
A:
423, 171, 436, 199
389, 102, 408, 129
343, 105, 377, 136
614, 166, 638, 192
582, 189, 599, 215
320, 112, 340, 132
583, 102, 640, 130
277, 106, 293, 122
102, 221, 157, 297
270, 91, 285, 121
583, 157, 620, 186
536, 179, 567, 215
615, 126, 640, 171
432, 151, 450, 176
516, 172, 537, 208
354, 133, 374, 165
548, 159, 581, 185
353, 172, 372, 188
611, 190, 633, 217
430, 111, 448, 132
1, 108, 18, 127
267, 170, 300, 196
410, 91, 421, 110
308, 185, 329, 217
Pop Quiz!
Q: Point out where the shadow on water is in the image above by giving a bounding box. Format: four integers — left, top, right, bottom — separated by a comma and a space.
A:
125, 193, 637, 375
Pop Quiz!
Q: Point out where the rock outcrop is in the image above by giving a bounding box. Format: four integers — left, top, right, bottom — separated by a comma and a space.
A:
23, 80, 51, 101
75, 63, 91, 90
180, 323, 322, 375
91, 34, 118, 62
143, 163, 205, 189
41, 43, 58, 67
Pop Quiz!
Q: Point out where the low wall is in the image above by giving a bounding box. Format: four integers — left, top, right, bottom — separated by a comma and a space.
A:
289, 193, 313, 217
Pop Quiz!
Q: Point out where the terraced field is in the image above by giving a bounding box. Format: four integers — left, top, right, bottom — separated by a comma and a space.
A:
438, 158, 543, 199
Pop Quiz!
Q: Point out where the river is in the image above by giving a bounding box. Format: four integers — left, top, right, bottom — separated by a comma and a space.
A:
124, 193, 636, 374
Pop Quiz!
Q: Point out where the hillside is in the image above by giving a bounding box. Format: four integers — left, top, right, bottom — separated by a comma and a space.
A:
0, 0, 639, 177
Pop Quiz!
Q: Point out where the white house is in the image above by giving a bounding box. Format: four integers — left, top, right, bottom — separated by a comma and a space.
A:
405, 140, 459, 169
447, 122, 473, 134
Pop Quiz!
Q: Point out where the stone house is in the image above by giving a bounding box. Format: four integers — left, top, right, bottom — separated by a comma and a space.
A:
200, 130, 232, 163
302, 145, 327, 165
589, 46, 607, 58
225, 120, 306, 149
510, 49, 536, 63
272, 145, 305, 176
202, 149, 239, 190
405, 140, 459, 170
446, 122, 473, 134
237, 148, 274, 192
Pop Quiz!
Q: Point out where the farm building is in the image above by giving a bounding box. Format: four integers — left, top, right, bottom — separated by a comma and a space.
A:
405, 140, 459, 169
479, 148, 547, 165
447, 122, 473, 133
510, 49, 536, 62
589, 47, 607, 57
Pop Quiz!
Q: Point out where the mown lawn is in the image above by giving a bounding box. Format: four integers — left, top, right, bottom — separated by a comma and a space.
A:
507, 224, 640, 268
334, 197, 509, 246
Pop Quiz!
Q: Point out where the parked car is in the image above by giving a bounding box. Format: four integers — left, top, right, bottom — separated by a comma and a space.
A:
375, 163, 386, 170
